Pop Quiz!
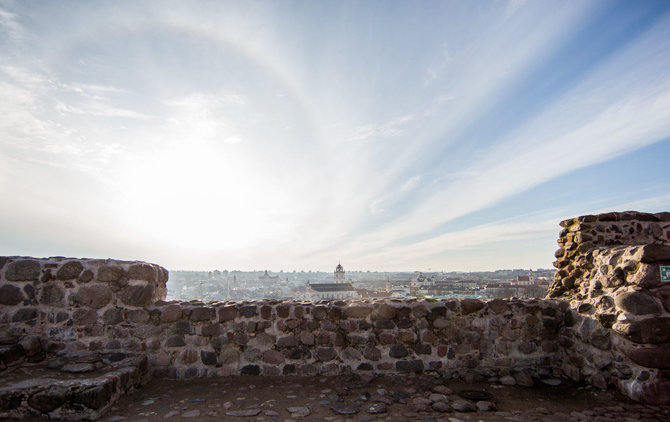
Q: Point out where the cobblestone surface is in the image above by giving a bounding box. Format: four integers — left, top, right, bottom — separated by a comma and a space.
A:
9, 374, 669, 421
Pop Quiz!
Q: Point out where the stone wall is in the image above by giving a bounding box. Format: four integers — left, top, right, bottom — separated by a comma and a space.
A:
2, 211, 670, 408
0, 257, 567, 382
1, 257, 564, 387
0, 257, 167, 358
144, 297, 564, 382
548, 211, 670, 404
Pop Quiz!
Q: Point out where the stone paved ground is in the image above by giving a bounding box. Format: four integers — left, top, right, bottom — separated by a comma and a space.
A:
13, 374, 669, 422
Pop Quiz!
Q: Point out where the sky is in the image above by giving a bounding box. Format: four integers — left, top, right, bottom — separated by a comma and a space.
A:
1, 0, 670, 272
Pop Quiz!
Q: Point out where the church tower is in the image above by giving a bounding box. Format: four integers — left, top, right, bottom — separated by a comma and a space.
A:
334, 262, 345, 283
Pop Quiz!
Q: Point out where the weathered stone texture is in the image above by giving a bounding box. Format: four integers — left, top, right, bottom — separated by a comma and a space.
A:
119, 285, 154, 307
5, 259, 41, 281
615, 291, 661, 315
0, 284, 23, 305
546, 211, 670, 404
56, 261, 83, 280
73, 285, 113, 309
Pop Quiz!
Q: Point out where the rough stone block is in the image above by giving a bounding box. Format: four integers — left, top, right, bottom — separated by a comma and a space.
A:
119, 285, 154, 307
160, 304, 183, 323
5, 259, 40, 281
128, 263, 157, 282
487, 299, 510, 314
316, 347, 337, 361
201, 323, 223, 337
0, 344, 24, 365
461, 299, 485, 315
233, 332, 249, 345
243, 347, 261, 362
262, 350, 284, 364
219, 306, 237, 322
287, 348, 311, 360
638, 244, 670, 263
363, 347, 381, 361
56, 261, 83, 280
345, 306, 372, 319
0, 284, 24, 305
641, 379, 670, 405
312, 306, 328, 320
12, 308, 37, 322
19, 336, 41, 357
126, 309, 150, 323
276, 305, 290, 318
617, 318, 670, 344
372, 304, 396, 320
97, 264, 125, 283
74, 285, 113, 309
260, 305, 272, 319
240, 364, 260, 375
200, 350, 218, 366
299, 331, 314, 345
374, 319, 395, 329
389, 345, 408, 358
73, 308, 98, 326
72, 381, 116, 410
630, 265, 662, 288
220, 348, 240, 364
411, 305, 428, 318
277, 334, 296, 348
39, 283, 65, 306
396, 359, 423, 373
28, 386, 67, 412
615, 291, 661, 315
166, 336, 186, 347
189, 307, 213, 322
429, 305, 446, 320
172, 320, 191, 335
239, 305, 257, 318
79, 269, 94, 283
624, 345, 670, 369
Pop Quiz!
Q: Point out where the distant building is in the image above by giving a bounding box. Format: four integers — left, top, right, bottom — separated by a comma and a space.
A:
305, 263, 359, 301
512, 269, 535, 286
334, 262, 345, 283
259, 270, 279, 284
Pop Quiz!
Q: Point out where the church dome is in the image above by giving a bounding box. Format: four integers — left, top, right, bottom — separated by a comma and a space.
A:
335, 263, 344, 273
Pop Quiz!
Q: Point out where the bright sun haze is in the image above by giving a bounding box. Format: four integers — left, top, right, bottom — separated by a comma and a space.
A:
1, 0, 670, 271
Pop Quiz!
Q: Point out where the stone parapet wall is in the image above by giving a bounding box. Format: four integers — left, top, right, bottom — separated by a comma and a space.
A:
548, 211, 670, 404
0, 256, 564, 386
144, 298, 564, 381
0, 257, 167, 358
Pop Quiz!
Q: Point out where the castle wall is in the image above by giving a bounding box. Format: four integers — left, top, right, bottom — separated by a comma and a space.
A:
548, 211, 670, 404
0, 257, 563, 385
1, 210, 670, 405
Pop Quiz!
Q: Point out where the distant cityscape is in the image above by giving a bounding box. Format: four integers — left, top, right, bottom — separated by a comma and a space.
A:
166, 263, 554, 302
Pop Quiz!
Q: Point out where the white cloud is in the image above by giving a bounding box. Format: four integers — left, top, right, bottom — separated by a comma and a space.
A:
400, 176, 421, 192
329, 12, 670, 264
1, 2, 668, 271
0, 6, 24, 41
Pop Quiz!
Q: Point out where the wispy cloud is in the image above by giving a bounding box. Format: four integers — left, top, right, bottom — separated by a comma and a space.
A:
351, 114, 414, 141
1, 1, 669, 271
0, 6, 24, 41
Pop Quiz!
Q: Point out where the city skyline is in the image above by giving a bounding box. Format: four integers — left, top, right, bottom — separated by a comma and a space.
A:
1, 1, 670, 272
